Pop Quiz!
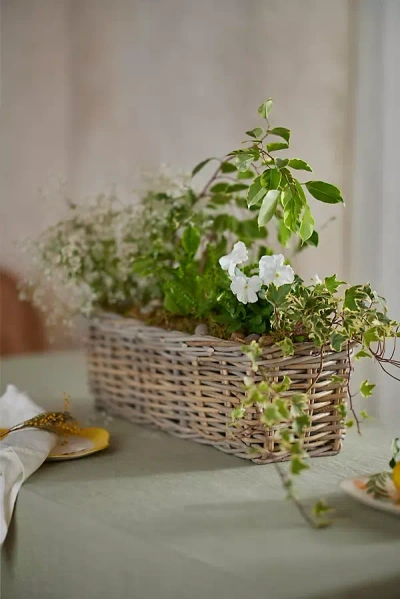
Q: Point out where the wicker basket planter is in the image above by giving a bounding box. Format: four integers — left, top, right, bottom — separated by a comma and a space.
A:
86, 312, 352, 464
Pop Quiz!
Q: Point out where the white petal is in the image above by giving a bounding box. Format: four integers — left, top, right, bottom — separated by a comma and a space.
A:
230, 275, 247, 295
275, 265, 294, 286
231, 241, 248, 264
230, 274, 249, 304
219, 255, 231, 271
259, 256, 277, 284
260, 268, 276, 285
273, 254, 285, 268
259, 254, 275, 270
228, 262, 237, 277
246, 288, 259, 303
236, 290, 248, 304
248, 275, 263, 293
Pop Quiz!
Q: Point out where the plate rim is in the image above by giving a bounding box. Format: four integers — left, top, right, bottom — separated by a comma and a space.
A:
340, 475, 400, 515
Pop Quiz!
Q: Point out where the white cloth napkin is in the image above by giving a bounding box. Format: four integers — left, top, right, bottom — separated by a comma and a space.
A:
0, 385, 57, 544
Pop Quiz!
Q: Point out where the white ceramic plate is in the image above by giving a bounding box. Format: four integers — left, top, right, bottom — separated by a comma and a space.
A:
340, 474, 400, 516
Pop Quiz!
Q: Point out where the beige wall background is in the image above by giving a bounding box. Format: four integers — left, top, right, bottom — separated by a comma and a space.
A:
1, 0, 352, 345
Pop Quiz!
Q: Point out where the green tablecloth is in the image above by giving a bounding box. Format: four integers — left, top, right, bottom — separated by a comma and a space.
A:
1, 351, 400, 599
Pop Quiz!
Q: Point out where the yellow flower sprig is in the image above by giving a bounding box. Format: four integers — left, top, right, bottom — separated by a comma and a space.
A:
0, 393, 81, 441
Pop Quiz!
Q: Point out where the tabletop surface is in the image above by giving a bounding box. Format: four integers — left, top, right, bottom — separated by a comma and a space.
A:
1, 351, 400, 599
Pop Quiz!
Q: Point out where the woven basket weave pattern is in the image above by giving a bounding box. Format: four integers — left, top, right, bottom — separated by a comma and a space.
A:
86, 313, 351, 464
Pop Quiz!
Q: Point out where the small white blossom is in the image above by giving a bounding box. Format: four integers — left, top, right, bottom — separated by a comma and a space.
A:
313, 274, 323, 285
259, 254, 294, 287
230, 272, 262, 304
219, 241, 248, 276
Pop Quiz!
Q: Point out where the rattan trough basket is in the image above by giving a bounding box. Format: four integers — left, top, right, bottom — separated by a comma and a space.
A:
86, 312, 352, 464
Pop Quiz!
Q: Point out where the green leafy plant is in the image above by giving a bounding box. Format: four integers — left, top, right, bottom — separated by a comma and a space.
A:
22, 100, 400, 527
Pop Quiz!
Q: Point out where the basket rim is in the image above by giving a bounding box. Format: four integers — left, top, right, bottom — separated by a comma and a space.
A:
88, 311, 357, 358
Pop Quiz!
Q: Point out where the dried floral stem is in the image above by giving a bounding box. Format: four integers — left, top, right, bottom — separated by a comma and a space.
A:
0, 411, 80, 441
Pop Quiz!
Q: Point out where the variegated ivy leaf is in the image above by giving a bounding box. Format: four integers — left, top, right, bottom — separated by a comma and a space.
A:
360, 379, 376, 398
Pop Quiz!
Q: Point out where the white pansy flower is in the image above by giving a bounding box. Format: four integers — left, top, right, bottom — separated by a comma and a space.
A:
259, 254, 294, 287
219, 241, 248, 276
230, 272, 262, 304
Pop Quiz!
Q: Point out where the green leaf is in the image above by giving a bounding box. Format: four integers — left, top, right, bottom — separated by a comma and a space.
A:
213, 214, 241, 233
231, 406, 245, 421
360, 410, 370, 420
275, 398, 290, 419
181, 226, 201, 255
246, 127, 264, 139
272, 375, 292, 393
260, 168, 281, 190
258, 190, 280, 226
289, 439, 305, 455
299, 203, 315, 241
305, 181, 343, 204
276, 158, 289, 169
163, 293, 181, 314
247, 176, 267, 207
192, 158, 214, 177
229, 183, 248, 193
261, 404, 281, 427
131, 257, 155, 275
281, 188, 303, 232
278, 220, 292, 247
220, 161, 237, 173
363, 327, 380, 346
360, 379, 376, 398
208, 193, 232, 206
293, 414, 311, 436
267, 141, 289, 153
336, 403, 347, 418
305, 230, 319, 247
313, 500, 333, 518
210, 182, 230, 193
330, 332, 347, 352
267, 283, 292, 307
294, 178, 307, 203
276, 337, 294, 356
331, 374, 345, 383
237, 219, 268, 242
236, 153, 255, 172
279, 428, 294, 448
290, 456, 310, 475
324, 274, 346, 293
237, 169, 255, 180
346, 419, 354, 428
344, 285, 367, 311
288, 159, 312, 172
258, 99, 273, 120
269, 127, 290, 144
354, 349, 372, 360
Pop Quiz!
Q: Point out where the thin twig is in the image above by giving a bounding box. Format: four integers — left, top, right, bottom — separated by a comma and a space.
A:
273, 462, 319, 528
305, 347, 324, 394
346, 341, 361, 434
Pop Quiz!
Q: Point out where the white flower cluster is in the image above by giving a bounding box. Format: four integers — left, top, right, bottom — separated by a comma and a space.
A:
138, 163, 191, 198
22, 193, 143, 324
22, 165, 193, 329
219, 242, 294, 304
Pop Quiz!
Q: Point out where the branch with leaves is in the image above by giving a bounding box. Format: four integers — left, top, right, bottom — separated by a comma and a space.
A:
22, 99, 399, 527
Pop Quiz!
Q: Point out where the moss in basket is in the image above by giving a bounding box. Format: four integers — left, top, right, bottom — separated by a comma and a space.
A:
22, 99, 400, 528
